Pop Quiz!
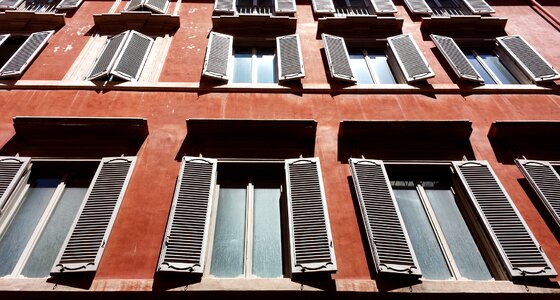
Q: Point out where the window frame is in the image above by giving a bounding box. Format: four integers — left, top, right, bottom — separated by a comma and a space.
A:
348, 48, 397, 84
231, 47, 278, 84
0, 0, 84, 12
465, 48, 521, 85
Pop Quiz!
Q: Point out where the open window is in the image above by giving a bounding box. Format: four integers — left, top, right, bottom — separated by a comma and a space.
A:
311, 0, 397, 16
123, 0, 170, 14
0, 31, 53, 79
0, 0, 84, 12
403, 0, 494, 17
213, 0, 295, 16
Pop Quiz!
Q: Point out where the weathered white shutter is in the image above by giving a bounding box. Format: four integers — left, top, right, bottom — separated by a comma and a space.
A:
51, 157, 136, 274
0, 0, 23, 9
370, 0, 397, 14
111, 31, 154, 81
496, 35, 560, 83
322, 33, 356, 83
452, 161, 557, 278
124, 0, 144, 11
431, 34, 483, 82
311, 0, 335, 14
462, 0, 494, 14
349, 159, 421, 276
55, 0, 84, 10
277, 34, 304, 81
516, 160, 560, 232
214, 0, 235, 13
87, 31, 129, 80
0, 31, 54, 79
158, 157, 217, 273
145, 0, 169, 14
387, 33, 435, 83
0, 157, 31, 212
202, 32, 233, 81
275, 0, 296, 13
402, 0, 431, 14
285, 158, 337, 273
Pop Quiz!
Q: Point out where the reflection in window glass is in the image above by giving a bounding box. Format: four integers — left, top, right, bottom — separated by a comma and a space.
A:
477, 50, 519, 84
464, 51, 496, 84
349, 50, 397, 84
252, 187, 282, 278
233, 52, 252, 83
256, 51, 276, 84
367, 52, 397, 84
349, 53, 374, 84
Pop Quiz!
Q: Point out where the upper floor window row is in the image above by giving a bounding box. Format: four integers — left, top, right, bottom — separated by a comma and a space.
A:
214, 0, 296, 15
404, 0, 494, 17
0, 0, 83, 12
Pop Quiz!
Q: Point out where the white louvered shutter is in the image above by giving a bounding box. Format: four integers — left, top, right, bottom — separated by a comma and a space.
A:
452, 161, 557, 278
277, 34, 305, 81
0, 0, 23, 9
51, 157, 136, 274
158, 157, 217, 273
462, 0, 494, 14
516, 160, 560, 232
285, 158, 337, 273
349, 159, 421, 276
275, 0, 296, 13
311, 0, 335, 14
124, 0, 144, 11
145, 0, 169, 14
214, 0, 235, 13
202, 32, 233, 81
402, 0, 431, 14
0, 31, 54, 79
111, 31, 154, 81
0, 157, 31, 212
56, 0, 84, 10
87, 32, 129, 80
387, 33, 435, 83
496, 36, 560, 83
430, 34, 483, 82
370, 0, 397, 14
322, 33, 356, 83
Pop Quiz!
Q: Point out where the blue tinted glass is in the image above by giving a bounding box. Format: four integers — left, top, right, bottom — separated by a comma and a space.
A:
477, 50, 519, 84
349, 53, 374, 84
256, 51, 276, 83
233, 52, 252, 83
252, 188, 282, 278
464, 51, 496, 84
367, 52, 397, 84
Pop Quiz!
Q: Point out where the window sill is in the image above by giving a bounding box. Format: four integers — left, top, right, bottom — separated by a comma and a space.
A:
0, 10, 65, 31
93, 12, 180, 33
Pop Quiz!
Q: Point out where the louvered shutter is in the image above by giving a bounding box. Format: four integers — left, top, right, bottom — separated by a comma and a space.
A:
0, 34, 9, 47
370, 0, 397, 14
124, 0, 144, 11
275, 0, 296, 13
430, 34, 483, 82
0, 157, 31, 212
321, 33, 356, 83
158, 157, 217, 273
202, 32, 233, 81
87, 32, 129, 80
51, 157, 136, 274
277, 34, 304, 81
462, 0, 494, 14
145, 0, 169, 14
402, 0, 431, 14
0, 31, 54, 79
214, 0, 234, 13
285, 158, 337, 273
496, 36, 560, 83
0, 0, 23, 9
452, 161, 557, 278
349, 159, 421, 276
387, 33, 435, 83
311, 0, 335, 14
516, 160, 560, 232
55, 0, 84, 10
111, 31, 154, 81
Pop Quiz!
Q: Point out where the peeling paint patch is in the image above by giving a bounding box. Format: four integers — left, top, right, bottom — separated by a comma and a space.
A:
53, 47, 60, 53
64, 44, 73, 52
187, 45, 195, 50
188, 8, 197, 13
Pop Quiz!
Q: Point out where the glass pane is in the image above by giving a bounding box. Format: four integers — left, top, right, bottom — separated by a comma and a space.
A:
367, 52, 397, 84
464, 51, 496, 84
256, 51, 276, 83
393, 188, 452, 280
210, 188, 247, 277
233, 52, 252, 83
349, 53, 374, 84
252, 187, 282, 278
348, 0, 367, 7
238, 0, 253, 6
478, 50, 519, 84
425, 189, 492, 280
0, 177, 60, 276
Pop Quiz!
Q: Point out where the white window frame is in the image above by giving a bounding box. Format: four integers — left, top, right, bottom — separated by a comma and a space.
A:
231, 47, 278, 84
467, 49, 525, 85
351, 49, 398, 84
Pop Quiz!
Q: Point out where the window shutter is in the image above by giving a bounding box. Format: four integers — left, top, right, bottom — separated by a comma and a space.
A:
285, 158, 337, 273
277, 34, 305, 81
349, 159, 421, 276
0, 157, 31, 212
311, 0, 335, 14
452, 161, 557, 278
430, 34, 483, 83
387, 33, 435, 83
202, 32, 233, 81
275, 0, 296, 13
462, 0, 494, 14
496, 35, 560, 83
51, 157, 136, 274
0, 34, 9, 47
0, 31, 54, 79
110, 31, 154, 81
55, 0, 84, 10
516, 160, 560, 232
370, 0, 397, 14
124, 0, 144, 11
402, 0, 432, 14
87, 31, 129, 81
0, 0, 23, 9
158, 157, 217, 273
145, 0, 169, 14
214, 0, 235, 13
321, 33, 356, 83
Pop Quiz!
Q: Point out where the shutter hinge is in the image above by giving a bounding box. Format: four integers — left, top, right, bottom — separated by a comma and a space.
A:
101, 240, 106, 248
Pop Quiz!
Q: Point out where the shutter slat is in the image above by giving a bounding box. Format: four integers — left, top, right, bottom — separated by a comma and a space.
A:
214, 0, 234, 13
387, 33, 435, 82
453, 161, 557, 278
322, 33, 355, 83
403, 0, 432, 14
370, 0, 397, 14
51, 157, 136, 274
496, 36, 560, 83
349, 159, 421, 276
0, 0, 23, 9
124, 0, 144, 11
111, 31, 154, 81
202, 32, 233, 81
277, 34, 304, 81
275, 0, 296, 13
56, 0, 84, 9
87, 32, 129, 81
286, 158, 336, 273
158, 157, 217, 273
431, 34, 483, 82
0, 31, 54, 78
311, 0, 335, 13
462, 0, 494, 14
0, 34, 9, 50
0, 157, 31, 211
145, 0, 169, 14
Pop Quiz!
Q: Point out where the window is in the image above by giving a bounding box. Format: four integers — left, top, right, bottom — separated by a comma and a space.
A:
463, 49, 519, 84
236, 0, 274, 15
213, 0, 296, 15
0, 0, 83, 12
123, 0, 169, 14
403, 0, 494, 16
349, 49, 397, 84
311, 0, 397, 15
332, 0, 375, 16
0, 31, 53, 79
232, 48, 277, 84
